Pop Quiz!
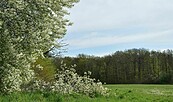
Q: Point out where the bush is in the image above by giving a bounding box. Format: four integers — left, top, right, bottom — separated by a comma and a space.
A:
158, 72, 173, 84
23, 61, 109, 97
31, 57, 56, 82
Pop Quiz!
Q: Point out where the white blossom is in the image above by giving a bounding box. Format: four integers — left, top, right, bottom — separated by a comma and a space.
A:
23, 62, 109, 97
0, 0, 78, 93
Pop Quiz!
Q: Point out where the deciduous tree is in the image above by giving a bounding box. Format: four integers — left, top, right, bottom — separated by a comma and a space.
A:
0, 0, 78, 93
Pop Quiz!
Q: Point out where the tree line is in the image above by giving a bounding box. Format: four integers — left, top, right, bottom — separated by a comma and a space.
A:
54, 48, 173, 84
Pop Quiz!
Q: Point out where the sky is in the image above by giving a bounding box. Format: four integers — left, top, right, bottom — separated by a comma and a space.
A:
63, 0, 173, 57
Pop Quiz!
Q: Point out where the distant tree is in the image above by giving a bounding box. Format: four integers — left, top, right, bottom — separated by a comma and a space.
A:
54, 49, 173, 84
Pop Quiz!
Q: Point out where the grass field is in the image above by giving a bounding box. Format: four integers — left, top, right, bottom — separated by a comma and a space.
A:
0, 84, 173, 102
106, 84, 173, 102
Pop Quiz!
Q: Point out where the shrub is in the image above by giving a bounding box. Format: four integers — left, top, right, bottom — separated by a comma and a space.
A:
32, 57, 56, 82
158, 72, 173, 84
23, 61, 109, 97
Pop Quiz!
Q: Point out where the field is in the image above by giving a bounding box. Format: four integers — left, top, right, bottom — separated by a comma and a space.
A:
0, 84, 173, 102
106, 84, 173, 102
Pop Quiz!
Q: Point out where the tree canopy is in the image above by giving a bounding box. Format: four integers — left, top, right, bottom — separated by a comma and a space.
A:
0, 0, 79, 93
54, 49, 173, 84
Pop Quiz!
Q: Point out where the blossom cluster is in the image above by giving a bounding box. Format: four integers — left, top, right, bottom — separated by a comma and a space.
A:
23, 62, 110, 97
0, 52, 35, 93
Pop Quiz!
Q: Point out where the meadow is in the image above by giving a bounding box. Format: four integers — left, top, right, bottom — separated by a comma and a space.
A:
0, 84, 173, 102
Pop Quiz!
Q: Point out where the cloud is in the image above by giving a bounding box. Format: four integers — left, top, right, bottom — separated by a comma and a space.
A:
67, 0, 173, 32
66, 29, 173, 49
64, 0, 173, 56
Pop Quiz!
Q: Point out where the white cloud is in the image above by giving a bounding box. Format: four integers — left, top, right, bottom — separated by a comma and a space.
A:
66, 29, 173, 49
68, 0, 173, 32
64, 0, 173, 56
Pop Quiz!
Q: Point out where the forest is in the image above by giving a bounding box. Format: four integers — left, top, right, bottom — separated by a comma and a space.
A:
54, 48, 173, 84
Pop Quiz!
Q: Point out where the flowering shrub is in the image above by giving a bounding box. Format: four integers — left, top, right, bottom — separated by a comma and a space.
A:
0, 52, 35, 93
22, 62, 110, 97
53, 62, 109, 97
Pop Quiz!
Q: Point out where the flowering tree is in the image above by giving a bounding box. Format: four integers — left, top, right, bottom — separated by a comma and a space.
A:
0, 0, 79, 93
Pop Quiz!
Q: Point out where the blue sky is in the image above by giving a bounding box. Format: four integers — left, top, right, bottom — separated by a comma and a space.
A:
63, 0, 173, 57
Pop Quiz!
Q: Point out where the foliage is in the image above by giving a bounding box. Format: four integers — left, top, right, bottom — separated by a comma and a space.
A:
32, 56, 56, 82
0, 0, 109, 97
54, 49, 173, 84
0, 0, 78, 93
156, 72, 173, 84
23, 62, 109, 97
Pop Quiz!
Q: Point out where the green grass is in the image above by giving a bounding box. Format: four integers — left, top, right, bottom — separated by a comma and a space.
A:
0, 85, 173, 102
106, 84, 173, 102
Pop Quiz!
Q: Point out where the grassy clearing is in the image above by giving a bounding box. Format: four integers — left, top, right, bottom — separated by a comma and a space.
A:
106, 84, 173, 102
0, 84, 173, 102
